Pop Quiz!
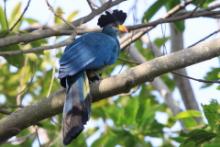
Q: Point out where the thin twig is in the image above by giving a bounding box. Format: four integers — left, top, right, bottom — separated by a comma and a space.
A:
145, 28, 220, 85
172, 71, 220, 84
118, 57, 139, 65
187, 29, 220, 48
129, 9, 220, 30
163, 0, 193, 18
87, 0, 95, 10
0, 33, 75, 56
9, 0, 31, 31
35, 127, 42, 147
188, 0, 207, 16
121, 0, 193, 48
45, 0, 76, 30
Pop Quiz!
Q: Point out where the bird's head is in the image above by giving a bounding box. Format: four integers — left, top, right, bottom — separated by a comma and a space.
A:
97, 10, 128, 33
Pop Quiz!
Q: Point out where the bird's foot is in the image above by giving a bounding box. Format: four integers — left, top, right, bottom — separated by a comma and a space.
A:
87, 71, 102, 84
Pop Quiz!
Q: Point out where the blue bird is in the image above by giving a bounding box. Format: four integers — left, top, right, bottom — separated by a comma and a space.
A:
58, 10, 127, 145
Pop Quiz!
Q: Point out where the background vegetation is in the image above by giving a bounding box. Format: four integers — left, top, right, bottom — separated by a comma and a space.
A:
0, 0, 220, 146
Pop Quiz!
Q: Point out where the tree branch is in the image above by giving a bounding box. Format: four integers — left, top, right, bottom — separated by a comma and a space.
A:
1, 0, 219, 49
127, 44, 186, 129
0, 0, 126, 48
1, 37, 220, 142
0, 33, 76, 56
9, 0, 32, 32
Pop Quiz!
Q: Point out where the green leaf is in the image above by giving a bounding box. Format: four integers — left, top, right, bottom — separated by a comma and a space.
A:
142, 0, 165, 22
68, 133, 87, 147
166, 0, 181, 10
180, 140, 196, 147
55, 7, 64, 24
173, 20, 185, 32
9, 2, 22, 28
192, 0, 215, 8
0, 6, 8, 31
175, 110, 201, 120
92, 100, 109, 119
154, 37, 170, 48
30, 38, 47, 49
10, 2, 22, 20
181, 129, 216, 146
204, 143, 220, 147
91, 131, 109, 147
165, 0, 185, 32
175, 110, 201, 129
123, 97, 139, 125
23, 18, 38, 24
160, 74, 175, 91
1, 44, 25, 68
135, 39, 154, 60
67, 10, 79, 21
203, 68, 220, 88
203, 100, 220, 130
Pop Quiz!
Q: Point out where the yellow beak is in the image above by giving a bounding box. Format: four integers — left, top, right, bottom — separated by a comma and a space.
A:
117, 24, 128, 32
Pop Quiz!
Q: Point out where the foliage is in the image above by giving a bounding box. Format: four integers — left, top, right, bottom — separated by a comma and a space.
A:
0, 0, 219, 147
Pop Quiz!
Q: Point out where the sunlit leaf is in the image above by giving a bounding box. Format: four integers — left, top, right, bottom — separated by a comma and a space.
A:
203, 68, 220, 88
55, 7, 64, 24
23, 18, 38, 24
175, 110, 201, 120
9, 2, 22, 29
67, 10, 79, 21
0, 6, 8, 31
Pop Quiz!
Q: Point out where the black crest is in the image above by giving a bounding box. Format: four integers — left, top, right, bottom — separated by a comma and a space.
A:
97, 10, 127, 27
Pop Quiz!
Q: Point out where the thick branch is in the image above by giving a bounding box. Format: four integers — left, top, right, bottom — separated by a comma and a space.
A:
127, 45, 184, 125
1, 37, 220, 142
0, 90, 65, 143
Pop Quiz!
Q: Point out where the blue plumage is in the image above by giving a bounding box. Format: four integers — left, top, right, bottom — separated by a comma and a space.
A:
59, 27, 120, 80
58, 10, 127, 145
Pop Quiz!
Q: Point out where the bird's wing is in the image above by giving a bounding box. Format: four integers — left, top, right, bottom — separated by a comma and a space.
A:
58, 32, 119, 79
58, 37, 96, 79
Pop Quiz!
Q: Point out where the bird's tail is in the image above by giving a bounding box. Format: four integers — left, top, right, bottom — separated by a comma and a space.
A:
62, 72, 91, 145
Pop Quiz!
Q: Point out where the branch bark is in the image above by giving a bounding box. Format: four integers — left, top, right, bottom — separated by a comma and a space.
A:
1, 37, 220, 142
127, 45, 186, 129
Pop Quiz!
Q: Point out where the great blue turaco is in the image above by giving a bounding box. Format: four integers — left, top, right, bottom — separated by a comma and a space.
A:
58, 10, 127, 145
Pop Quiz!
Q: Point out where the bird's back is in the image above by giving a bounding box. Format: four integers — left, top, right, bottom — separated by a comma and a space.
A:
58, 31, 120, 83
